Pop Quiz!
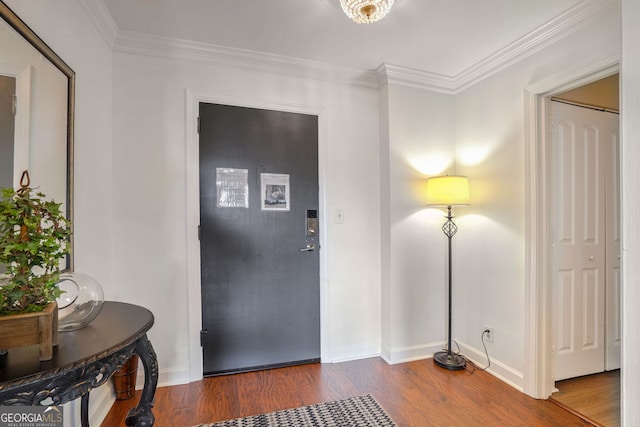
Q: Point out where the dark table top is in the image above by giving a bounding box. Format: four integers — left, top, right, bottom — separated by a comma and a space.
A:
0, 301, 154, 386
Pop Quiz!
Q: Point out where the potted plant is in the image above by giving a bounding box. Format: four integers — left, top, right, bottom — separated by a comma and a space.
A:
0, 170, 71, 360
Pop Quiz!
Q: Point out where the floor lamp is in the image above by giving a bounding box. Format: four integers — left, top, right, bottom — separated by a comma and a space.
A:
426, 175, 470, 370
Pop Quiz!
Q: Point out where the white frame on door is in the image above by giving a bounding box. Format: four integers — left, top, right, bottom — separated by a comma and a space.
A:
184, 89, 329, 381
523, 55, 619, 399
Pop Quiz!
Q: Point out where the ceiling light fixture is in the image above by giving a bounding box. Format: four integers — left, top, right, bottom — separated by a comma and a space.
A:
340, 0, 395, 24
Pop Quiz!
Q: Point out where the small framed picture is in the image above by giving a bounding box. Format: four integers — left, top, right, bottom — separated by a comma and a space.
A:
261, 173, 290, 211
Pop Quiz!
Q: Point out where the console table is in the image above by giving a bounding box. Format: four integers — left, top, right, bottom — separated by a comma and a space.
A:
0, 301, 158, 426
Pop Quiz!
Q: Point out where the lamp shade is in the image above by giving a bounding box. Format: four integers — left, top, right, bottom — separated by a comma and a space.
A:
426, 175, 470, 207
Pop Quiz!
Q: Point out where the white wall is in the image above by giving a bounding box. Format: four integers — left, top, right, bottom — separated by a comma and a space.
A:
110, 52, 383, 381
379, 82, 456, 362
621, 0, 640, 424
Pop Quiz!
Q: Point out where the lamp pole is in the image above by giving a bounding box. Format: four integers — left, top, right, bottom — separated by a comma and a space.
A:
433, 205, 466, 370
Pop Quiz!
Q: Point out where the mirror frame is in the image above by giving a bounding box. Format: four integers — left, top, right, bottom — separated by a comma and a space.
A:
0, 1, 75, 270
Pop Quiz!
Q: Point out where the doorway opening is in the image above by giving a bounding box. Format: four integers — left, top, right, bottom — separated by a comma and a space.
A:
545, 75, 620, 426
522, 57, 619, 401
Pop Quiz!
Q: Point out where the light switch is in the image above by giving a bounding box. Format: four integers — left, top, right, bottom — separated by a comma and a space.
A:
334, 208, 344, 224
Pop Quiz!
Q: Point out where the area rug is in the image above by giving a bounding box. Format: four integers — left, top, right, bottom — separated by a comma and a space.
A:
193, 394, 397, 427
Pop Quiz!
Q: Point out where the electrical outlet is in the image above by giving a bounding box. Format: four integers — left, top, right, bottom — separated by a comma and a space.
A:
484, 326, 494, 343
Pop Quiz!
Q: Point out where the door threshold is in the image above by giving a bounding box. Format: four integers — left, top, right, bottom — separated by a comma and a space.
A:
204, 358, 320, 377
548, 397, 605, 427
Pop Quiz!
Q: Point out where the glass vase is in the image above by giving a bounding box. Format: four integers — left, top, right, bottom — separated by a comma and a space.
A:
56, 272, 104, 332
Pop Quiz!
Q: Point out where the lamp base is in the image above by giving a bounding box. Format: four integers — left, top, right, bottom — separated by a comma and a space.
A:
433, 351, 466, 370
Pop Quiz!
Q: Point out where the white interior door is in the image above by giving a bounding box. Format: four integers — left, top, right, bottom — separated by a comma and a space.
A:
551, 100, 619, 381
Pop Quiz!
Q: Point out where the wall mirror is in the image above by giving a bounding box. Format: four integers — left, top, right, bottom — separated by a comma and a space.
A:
0, 1, 75, 270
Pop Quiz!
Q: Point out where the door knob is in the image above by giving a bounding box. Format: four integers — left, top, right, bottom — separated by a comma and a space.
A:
299, 243, 315, 252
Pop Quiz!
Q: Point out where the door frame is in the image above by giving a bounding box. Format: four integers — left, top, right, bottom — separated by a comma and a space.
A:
185, 89, 329, 381
523, 54, 619, 399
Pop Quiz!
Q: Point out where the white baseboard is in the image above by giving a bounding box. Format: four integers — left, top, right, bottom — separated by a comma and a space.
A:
64, 366, 192, 427
327, 342, 381, 363
381, 340, 524, 392
456, 340, 524, 391
134, 366, 193, 390
89, 382, 117, 426
382, 342, 443, 364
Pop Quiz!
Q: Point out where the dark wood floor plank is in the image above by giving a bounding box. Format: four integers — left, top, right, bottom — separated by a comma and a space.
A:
102, 357, 592, 426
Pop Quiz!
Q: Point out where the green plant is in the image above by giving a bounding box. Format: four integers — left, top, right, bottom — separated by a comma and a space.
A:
0, 172, 70, 315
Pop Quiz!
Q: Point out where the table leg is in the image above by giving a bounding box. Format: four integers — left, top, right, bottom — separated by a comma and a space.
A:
81, 393, 89, 427
125, 334, 158, 427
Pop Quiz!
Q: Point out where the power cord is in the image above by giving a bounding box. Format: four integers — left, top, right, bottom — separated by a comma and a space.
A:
463, 329, 492, 373
437, 330, 492, 374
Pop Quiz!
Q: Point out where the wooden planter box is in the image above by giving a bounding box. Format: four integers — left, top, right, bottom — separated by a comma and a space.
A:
0, 302, 58, 361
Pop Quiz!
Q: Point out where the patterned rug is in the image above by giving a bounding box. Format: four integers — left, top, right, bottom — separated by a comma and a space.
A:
193, 394, 397, 427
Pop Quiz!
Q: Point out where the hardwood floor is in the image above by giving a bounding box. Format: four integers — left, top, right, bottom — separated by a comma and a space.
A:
550, 370, 620, 427
102, 357, 591, 426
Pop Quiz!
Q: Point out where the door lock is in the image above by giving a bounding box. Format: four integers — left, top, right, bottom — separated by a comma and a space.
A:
305, 209, 318, 237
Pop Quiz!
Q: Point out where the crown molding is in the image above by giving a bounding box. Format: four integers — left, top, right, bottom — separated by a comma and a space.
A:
79, 0, 118, 48
525, 50, 620, 95
113, 30, 380, 89
88, 0, 616, 92
451, 0, 618, 92
376, 64, 457, 94
378, 0, 619, 93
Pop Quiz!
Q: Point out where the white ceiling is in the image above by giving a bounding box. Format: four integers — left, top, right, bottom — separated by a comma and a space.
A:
101, 0, 587, 77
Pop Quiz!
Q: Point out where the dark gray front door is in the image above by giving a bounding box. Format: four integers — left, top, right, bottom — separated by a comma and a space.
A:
199, 103, 320, 375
